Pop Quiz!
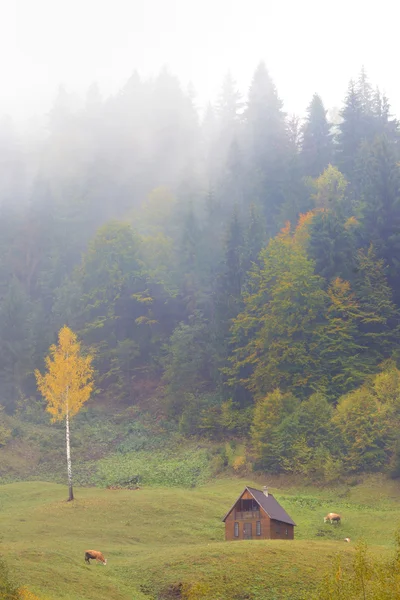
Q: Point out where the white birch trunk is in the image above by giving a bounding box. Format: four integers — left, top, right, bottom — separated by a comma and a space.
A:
65, 387, 74, 501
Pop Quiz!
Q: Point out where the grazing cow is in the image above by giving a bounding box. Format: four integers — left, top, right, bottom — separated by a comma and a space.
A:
85, 550, 107, 565
344, 537, 351, 542
324, 512, 341, 524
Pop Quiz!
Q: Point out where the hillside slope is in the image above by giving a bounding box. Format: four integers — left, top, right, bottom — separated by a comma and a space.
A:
1, 477, 399, 599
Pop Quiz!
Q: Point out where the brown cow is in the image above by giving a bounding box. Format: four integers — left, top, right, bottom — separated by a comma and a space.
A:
85, 550, 107, 565
324, 512, 341, 524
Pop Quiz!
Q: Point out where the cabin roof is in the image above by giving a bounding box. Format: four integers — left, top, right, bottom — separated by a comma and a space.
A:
222, 486, 296, 526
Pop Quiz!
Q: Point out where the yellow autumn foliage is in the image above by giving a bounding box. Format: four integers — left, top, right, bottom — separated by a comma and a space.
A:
232, 455, 246, 471
18, 587, 42, 600
294, 209, 318, 247
35, 326, 94, 422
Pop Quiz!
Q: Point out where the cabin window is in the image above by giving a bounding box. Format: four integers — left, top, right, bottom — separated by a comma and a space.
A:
234, 522, 239, 537
256, 521, 261, 536
285, 528, 288, 536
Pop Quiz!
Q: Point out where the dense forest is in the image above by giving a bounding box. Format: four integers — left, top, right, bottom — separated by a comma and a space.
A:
1, 62, 400, 479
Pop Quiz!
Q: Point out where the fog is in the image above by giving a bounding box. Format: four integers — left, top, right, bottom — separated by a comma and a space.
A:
0, 0, 398, 219
2, 0, 399, 121
0, 0, 400, 463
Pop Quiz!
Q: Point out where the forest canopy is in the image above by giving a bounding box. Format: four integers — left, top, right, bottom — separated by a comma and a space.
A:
1, 64, 400, 476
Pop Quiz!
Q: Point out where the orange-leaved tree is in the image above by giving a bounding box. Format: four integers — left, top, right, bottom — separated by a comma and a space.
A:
35, 326, 94, 501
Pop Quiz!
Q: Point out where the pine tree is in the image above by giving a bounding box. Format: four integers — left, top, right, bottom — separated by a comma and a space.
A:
163, 311, 216, 416
301, 93, 333, 177
280, 115, 312, 226
243, 203, 267, 272
213, 207, 245, 350
219, 136, 247, 211
337, 69, 399, 183
35, 326, 94, 501
336, 80, 364, 178
356, 66, 374, 131
379, 92, 399, 143
357, 134, 400, 296
221, 206, 244, 302
304, 167, 357, 283
0, 278, 33, 411
245, 62, 289, 229
354, 245, 400, 362
307, 210, 357, 283
178, 203, 204, 312
217, 71, 242, 132
201, 102, 219, 186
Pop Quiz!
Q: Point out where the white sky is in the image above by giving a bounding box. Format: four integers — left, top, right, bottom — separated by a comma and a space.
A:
0, 0, 398, 121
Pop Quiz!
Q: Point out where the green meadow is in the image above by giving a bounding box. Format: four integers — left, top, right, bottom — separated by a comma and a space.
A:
1, 475, 399, 599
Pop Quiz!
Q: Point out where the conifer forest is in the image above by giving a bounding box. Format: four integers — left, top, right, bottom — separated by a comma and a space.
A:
2, 63, 400, 479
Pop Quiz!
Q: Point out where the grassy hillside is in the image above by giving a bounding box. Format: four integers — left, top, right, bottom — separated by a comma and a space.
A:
0, 406, 214, 488
1, 476, 400, 599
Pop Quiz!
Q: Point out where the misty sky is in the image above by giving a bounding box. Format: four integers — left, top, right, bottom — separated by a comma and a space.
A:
1, 0, 398, 121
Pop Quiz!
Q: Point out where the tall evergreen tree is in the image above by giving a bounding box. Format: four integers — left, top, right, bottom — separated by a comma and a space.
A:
356, 67, 374, 125
301, 93, 333, 177
163, 311, 216, 416
280, 114, 311, 226
336, 80, 364, 178
354, 245, 400, 362
0, 278, 33, 411
243, 203, 267, 272
213, 207, 245, 369
337, 69, 398, 183
177, 202, 210, 313
217, 72, 242, 132
245, 62, 289, 229
357, 134, 400, 294
307, 210, 357, 283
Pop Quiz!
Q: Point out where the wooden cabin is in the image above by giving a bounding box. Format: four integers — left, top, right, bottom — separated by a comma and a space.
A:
222, 486, 296, 541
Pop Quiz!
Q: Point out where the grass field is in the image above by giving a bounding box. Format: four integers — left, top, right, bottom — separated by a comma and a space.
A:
1, 475, 400, 599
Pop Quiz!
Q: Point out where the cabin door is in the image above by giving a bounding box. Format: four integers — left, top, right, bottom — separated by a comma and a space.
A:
243, 523, 252, 539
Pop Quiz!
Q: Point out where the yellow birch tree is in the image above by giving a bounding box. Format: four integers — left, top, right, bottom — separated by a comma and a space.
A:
35, 326, 94, 501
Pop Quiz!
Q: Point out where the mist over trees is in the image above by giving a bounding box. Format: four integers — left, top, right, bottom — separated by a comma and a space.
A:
1, 62, 400, 476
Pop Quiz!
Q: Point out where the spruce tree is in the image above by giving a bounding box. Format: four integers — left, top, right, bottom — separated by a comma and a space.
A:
217, 71, 242, 132
213, 207, 245, 362
178, 202, 209, 313
243, 203, 267, 272
280, 115, 312, 226
357, 134, 400, 296
0, 278, 33, 411
301, 93, 333, 177
354, 245, 400, 362
245, 62, 289, 230
307, 210, 357, 283
336, 80, 364, 178
356, 66, 374, 132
